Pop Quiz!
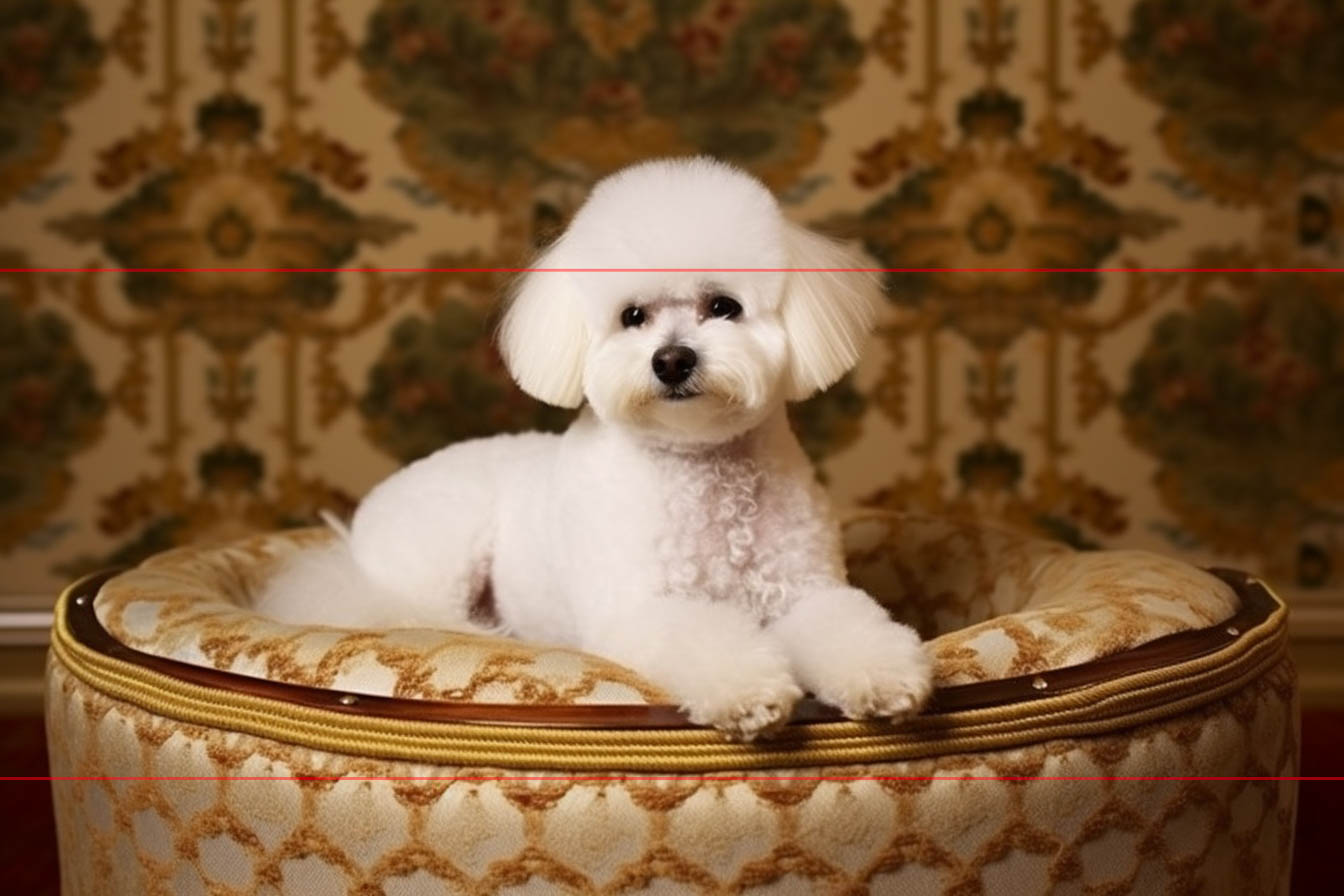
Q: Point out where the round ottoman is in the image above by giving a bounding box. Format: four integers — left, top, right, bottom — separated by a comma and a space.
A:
45, 511, 1298, 894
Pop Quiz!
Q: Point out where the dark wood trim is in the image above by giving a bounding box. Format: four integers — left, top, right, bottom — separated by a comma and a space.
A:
61, 568, 1279, 729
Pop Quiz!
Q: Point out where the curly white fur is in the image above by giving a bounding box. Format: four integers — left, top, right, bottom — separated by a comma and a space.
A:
256, 157, 932, 740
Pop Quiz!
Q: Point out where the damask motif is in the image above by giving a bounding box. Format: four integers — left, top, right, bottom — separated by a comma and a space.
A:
788, 374, 868, 464
0, 270, 105, 550
361, 299, 572, 463
0, 0, 103, 204
1122, 0, 1344, 205
1116, 0, 1344, 589
1263, 172, 1344, 264
54, 441, 358, 580
39, 4, 403, 575
842, 87, 1171, 351
359, 0, 866, 209
51, 94, 410, 353
1122, 265, 1344, 586
843, 3, 1164, 553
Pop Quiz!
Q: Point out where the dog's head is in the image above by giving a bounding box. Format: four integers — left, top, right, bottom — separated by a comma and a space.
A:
498, 157, 882, 444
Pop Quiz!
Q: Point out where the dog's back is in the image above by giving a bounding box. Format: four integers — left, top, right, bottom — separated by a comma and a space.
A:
255, 432, 559, 632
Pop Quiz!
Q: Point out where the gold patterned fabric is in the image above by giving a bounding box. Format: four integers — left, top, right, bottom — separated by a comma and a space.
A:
90, 512, 1238, 703
46, 514, 1297, 893
46, 658, 1298, 895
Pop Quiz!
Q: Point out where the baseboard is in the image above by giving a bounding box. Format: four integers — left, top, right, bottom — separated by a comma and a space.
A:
0, 605, 55, 714
1289, 639, 1344, 709
0, 645, 48, 715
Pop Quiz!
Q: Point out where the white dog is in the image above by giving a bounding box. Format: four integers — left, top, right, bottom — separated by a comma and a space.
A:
257, 157, 932, 740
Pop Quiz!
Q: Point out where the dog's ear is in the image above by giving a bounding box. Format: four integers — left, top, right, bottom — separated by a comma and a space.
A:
497, 240, 589, 408
779, 221, 884, 401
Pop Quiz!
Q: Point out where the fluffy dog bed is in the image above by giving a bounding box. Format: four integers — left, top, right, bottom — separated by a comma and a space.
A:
45, 511, 1298, 894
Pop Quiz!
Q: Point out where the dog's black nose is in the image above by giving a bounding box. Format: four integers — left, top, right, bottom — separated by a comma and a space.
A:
652, 345, 697, 385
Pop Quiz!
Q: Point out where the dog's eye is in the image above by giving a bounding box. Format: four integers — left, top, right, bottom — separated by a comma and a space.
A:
707, 295, 742, 320
620, 306, 646, 328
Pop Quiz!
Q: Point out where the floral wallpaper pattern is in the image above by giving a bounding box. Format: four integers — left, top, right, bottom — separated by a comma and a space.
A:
1, 0, 1341, 611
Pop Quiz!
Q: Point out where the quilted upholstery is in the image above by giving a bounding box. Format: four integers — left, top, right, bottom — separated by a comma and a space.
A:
91, 511, 1240, 702
45, 657, 1298, 895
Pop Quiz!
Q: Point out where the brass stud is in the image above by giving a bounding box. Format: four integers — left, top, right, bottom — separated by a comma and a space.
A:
1031, 676, 1048, 691
337, 694, 359, 706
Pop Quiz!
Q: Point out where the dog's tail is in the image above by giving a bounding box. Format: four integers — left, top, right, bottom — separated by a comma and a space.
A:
318, 509, 352, 542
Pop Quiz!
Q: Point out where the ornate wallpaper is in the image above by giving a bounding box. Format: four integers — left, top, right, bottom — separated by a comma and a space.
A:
1, 0, 1341, 611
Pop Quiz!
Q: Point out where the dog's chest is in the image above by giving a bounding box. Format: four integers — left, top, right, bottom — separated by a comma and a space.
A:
653, 451, 787, 618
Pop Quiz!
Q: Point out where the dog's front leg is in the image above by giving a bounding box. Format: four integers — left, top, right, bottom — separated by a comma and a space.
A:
769, 584, 932, 723
581, 597, 802, 742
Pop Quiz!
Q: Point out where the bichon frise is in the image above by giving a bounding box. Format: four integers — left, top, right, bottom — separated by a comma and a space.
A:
256, 157, 932, 741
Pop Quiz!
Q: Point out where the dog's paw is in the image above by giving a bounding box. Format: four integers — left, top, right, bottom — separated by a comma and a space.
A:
810, 625, 933, 723
681, 675, 803, 743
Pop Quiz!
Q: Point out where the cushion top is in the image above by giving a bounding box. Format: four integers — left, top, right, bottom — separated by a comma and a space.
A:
91, 511, 1239, 706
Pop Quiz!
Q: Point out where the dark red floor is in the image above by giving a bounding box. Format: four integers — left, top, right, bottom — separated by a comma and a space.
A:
0, 716, 59, 895
3, 711, 1341, 894
1293, 710, 1344, 894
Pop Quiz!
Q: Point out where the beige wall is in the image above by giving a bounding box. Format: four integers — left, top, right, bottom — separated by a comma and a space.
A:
1, 0, 1341, 638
